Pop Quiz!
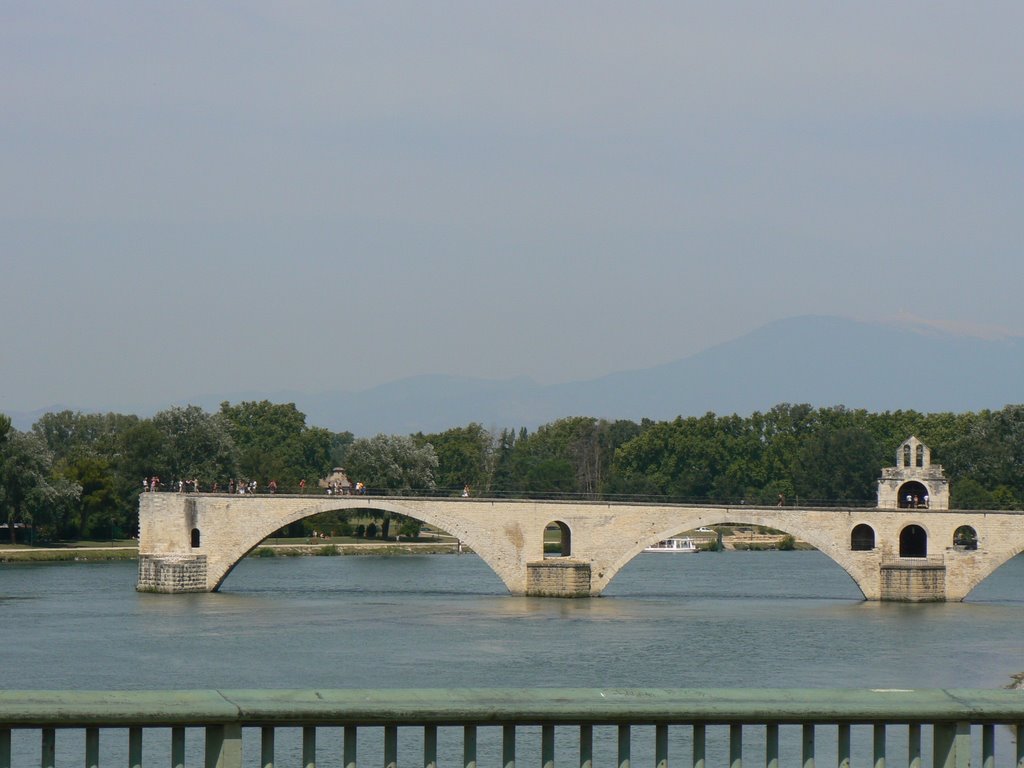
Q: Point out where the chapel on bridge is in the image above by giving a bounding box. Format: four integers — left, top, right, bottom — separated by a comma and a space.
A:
876, 436, 949, 509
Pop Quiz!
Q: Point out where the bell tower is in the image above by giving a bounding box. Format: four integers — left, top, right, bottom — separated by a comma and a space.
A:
877, 436, 949, 509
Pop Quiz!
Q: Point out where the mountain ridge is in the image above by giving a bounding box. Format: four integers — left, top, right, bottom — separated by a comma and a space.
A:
5, 315, 1022, 433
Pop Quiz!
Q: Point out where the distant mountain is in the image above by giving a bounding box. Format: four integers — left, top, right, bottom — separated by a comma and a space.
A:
291, 315, 1024, 434
6, 316, 1022, 434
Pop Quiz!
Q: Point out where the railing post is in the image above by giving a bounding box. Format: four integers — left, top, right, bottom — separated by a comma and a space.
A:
425, 725, 437, 768
503, 724, 516, 768
981, 724, 994, 768
170, 726, 185, 768
1015, 722, 1023, 768
345, 725, 358, 768
41, 727, 55, 768
129, 726, 143, 768
655, 724, 668, 768
464, 726, 476, 768
542, 725, 555, 768
692, 724, 705, 768
384, 725, 397, 768
873, 724, 885, 768
618, 724, 630, 768
837, 724, 850, 768
908, 724, 921, 768
933, 722, 970, 768
0, 729, 9, 768
205, 724, 242, 768
304, 726, 317, 768
579, 725, 592, 768
765, 724, 778, 768
261, 726, 275, 768
729, 724, 741, 768
801, 724, 814, 768
86, 727, 99, 768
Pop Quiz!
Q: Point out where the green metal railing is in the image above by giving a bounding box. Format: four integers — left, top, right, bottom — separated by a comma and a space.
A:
1, 689, 1022, 768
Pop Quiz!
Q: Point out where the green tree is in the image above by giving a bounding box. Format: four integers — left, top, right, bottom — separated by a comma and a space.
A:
151, 406, 238, 486
219, 401, 337, 488
0, 429, 81, 543
417, 423, 493, 494
344, 434, 438, 493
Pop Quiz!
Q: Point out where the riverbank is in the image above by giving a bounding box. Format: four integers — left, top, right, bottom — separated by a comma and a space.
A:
0, 540, 467, 562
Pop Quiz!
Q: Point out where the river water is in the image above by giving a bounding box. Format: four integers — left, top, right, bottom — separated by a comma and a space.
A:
2, 551, 1023, 765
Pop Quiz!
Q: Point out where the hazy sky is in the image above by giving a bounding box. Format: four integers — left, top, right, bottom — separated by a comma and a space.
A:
3, 3, 1023, 414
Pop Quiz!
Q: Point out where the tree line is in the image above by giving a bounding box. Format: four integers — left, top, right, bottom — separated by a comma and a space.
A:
2, 401, 1022, 543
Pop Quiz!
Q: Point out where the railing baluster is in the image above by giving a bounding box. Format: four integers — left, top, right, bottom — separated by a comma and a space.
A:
907, 724, 920, 768
205, 724, 242, 768
86, 727, 99, 768
801, 724, 814, 768
933, 722, 970, 768
41, 727, 55, 768
304, 726, 317, 768
261, 726, 274, 768
981, 723, 994, 768
655, 724, 668, 768
345, 725, 358, 768
729, 724, 741, 768
503, 725, 516, 768
618, 725, 630, 768
384, 725, 397, 768
579, 725, 592, 768
1017, 722, 1024, 768
542, 725, 555, 768
0, 728, 9, 768
129, 726, 142, 768
172, 726, 185, 768
873, 723, 885, 768
424, 725, 437, 768
838, 724, 850, 768
464, 726, 477, 768
692, 724, 705, 768
765, 724, 777, 768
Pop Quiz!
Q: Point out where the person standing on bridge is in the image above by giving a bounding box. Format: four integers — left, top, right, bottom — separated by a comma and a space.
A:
462, 484, 471, 497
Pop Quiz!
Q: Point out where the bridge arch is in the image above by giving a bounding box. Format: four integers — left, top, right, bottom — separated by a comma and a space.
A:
204, 498, 525, 593
593, 512, 869, 600
544, 521, 572, 557
953, 525, 977, 550
851, 524, 875, 551
899, 524, 928, 557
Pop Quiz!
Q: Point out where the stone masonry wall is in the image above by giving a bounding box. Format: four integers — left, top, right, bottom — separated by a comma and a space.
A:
137, 554, 208, 593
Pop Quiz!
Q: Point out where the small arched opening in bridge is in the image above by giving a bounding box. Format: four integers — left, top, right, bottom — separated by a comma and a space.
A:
953, 525, 978, 550
850, 524, 875, 551
899, 525, 928, 558
190, 528, 201, 548
544, 521, 572, 557
897, 481, 930, 508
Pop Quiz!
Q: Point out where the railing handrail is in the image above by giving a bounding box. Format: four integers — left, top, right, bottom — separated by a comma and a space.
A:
3, 689, 1024, 728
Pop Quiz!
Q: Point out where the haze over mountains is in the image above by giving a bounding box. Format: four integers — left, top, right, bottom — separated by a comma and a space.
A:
8, 315, 1023, 434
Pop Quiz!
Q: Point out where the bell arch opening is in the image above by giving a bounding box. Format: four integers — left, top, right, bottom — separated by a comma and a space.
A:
544, 521, 572, 557
897, 481, 930, 508
850, 524, 875, 551
953, 525, 978, 550
190, 528, 201, 548
899, 525, 928, 558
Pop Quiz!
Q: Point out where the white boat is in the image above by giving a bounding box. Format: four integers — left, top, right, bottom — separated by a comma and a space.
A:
643, 536, 698, 553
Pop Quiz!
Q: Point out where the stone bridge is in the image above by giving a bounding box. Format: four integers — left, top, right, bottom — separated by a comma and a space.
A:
137, 493, 1024, 601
